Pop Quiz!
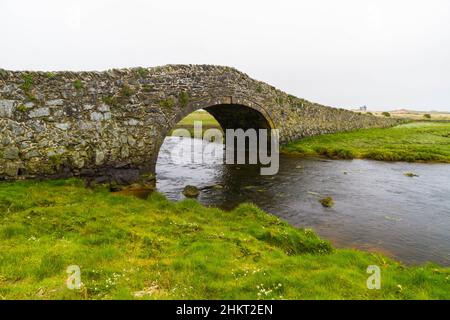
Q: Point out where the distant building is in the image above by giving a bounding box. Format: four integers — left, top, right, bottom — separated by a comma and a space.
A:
359, 105, 367, 111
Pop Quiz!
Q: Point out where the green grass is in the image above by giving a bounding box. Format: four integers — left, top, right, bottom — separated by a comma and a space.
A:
176, 110, 219, 127
171, 110, 222, 137
0, 179, 448, 299
283, 122, 450, 162
73, 80, 84, 90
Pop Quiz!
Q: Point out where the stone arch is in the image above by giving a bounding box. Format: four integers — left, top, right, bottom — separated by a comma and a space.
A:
161, 96, 275, 137
150, 96, 276, 173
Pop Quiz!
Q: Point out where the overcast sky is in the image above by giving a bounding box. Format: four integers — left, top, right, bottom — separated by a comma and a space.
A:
1, 0, 449, 111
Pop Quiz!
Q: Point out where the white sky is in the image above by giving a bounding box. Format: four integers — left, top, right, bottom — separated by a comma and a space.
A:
1, 0, 450, 111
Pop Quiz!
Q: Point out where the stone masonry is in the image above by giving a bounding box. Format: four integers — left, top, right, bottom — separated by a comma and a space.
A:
0, 65, 398, 185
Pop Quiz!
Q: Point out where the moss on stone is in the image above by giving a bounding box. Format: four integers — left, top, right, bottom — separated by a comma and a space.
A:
135, 67, 149, 78
159, 97, 175, 109
178, 91, 189, 108
183, 185, 200, 197
73, 79, 83, 90
101, 95, 117, 106
275, 96, 284, 105
45, 72, 56, 79
16, 105, 27, 113
120, 84, 134, 97
142, 84, 154, 92
319, 196, 334, 207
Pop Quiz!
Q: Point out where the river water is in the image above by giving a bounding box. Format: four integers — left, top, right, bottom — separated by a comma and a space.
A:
156, 136, 450, 266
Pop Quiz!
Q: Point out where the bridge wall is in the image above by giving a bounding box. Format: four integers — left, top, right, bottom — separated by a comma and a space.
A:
0, 65, 397, 184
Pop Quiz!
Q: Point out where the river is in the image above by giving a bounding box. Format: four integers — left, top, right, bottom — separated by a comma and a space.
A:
156, 136, 450, 266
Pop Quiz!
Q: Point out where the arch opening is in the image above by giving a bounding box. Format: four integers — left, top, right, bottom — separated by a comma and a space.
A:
154, 103, 275, 199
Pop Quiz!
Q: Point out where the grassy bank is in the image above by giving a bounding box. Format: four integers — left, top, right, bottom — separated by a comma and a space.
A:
0, 179, 448, 299
283, 122, 450, 162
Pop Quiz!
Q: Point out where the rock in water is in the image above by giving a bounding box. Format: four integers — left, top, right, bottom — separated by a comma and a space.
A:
183, 185, 200, 198
319, 196, 334, 208
404, 172, 419, 177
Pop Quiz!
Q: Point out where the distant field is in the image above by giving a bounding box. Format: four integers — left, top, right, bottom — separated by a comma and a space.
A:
359, 110, 450, 121
283, 122, 450, 163
171, 110, 221, 136
176, 110, 220, 127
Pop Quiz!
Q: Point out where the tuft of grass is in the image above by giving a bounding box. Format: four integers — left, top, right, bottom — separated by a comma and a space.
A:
178, 91, 189, 108
382, 112, 391, 117
135, 67, 149, 78
0, 179, 448, 299
101, 95, 117, 106
45, 72, 56, 79
21, 73, 34, 93
159, 97, 175, 109
283, 122, 450, 163
20, 73, 39, 103
73, 80, 84, 90
120, 84, 134, 97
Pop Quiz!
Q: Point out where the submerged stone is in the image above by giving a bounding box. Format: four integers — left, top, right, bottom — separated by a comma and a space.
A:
183, 185, 200, 198
404, 172, 419, 177
319, 196, 334, 208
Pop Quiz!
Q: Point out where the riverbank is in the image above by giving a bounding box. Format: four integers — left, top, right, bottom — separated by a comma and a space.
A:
0, 179, 448, 299
283, 122, 450, 162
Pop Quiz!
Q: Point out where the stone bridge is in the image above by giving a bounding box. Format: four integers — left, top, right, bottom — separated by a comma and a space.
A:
0, 65, 396, 186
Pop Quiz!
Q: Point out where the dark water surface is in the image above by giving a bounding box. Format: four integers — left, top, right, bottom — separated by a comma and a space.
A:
156, 137, 450, 266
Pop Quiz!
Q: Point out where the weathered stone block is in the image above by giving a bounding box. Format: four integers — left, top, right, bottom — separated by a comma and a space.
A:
29, 107, 50, 118
0, 100, 15, 117
3, 146, 19, 160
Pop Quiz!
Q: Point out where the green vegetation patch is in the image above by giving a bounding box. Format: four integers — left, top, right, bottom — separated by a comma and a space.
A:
283, 122, 450, 163
21, 73, 34, 93
178, 91, 189, 108
135, 67, 149, 78
159, 97, 175, 109
45, 72, 56, 79
73, 80, 84, 90
20, 73, 38, 103
0, 179, 448, 299
101, 95, 117, 107
120, 84, 134, 97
